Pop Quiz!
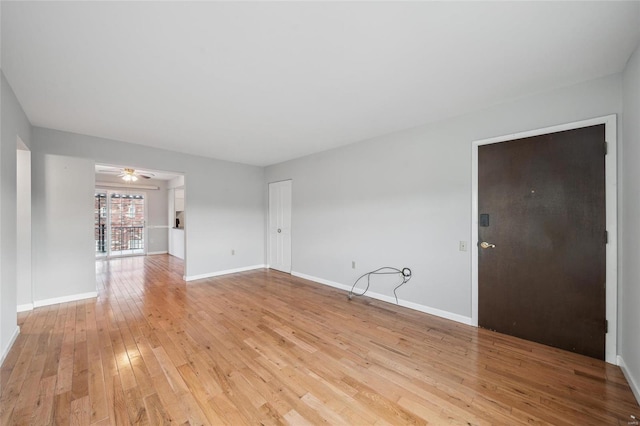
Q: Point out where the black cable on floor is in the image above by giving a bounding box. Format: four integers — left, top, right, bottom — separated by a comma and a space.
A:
348, 267, 412, 304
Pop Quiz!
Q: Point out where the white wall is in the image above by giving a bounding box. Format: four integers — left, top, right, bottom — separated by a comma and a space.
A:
0, 71, 31, 361
169, 228, 185, 260
95, 174, 169, 254
175, 188, 185, 212
31, 127, 265, 280
16, 147, 31, 310
265, 74, 622, 322
621, 40, 640, 401
168, 175, 185, 189
32, 153, 96, 304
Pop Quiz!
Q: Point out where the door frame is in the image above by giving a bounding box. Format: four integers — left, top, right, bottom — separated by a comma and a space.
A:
471, 114, 617, 364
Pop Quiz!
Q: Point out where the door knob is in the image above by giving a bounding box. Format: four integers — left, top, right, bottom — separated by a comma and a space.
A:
480, 241, 496, 249
277, 228, 282, 233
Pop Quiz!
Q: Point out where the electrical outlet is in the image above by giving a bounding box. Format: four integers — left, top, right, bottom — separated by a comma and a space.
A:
231, 249, 235, 255
352, 261, 356, 269
459, 241, 468, 252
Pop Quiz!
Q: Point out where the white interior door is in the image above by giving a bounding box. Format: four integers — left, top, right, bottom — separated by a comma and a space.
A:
269, 180, 292, 273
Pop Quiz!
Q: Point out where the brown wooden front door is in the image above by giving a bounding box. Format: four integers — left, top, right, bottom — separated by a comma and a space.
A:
478, 124, 606, 359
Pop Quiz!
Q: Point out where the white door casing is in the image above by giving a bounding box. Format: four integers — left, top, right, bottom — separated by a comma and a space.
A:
269, 180, 292, 273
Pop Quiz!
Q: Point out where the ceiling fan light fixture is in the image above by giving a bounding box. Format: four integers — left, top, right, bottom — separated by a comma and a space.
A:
104, 167, 154, 181
122, 168, 139, 182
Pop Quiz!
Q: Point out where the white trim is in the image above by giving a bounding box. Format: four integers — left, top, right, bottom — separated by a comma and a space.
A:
33, 291, 98, 308
291, 271, 352, 291
147, 225, 170, 229
184, 264, 266, 282
146, 251, 168, 255
1, 326, 20, 366
618, 355, 640, 405
471, 114, 617, 364
292, 271, 473, 325
17, 303, 34, 312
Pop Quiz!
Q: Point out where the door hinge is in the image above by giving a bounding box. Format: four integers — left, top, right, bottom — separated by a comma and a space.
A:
605, 319, 608, 334
605, 230, 608, 244
604, 141, 608, 156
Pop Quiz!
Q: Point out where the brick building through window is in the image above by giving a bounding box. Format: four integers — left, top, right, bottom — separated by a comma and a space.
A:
95, 192, 145, 256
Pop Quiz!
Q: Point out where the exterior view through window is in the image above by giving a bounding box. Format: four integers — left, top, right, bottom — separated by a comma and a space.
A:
95, 192, 145, 257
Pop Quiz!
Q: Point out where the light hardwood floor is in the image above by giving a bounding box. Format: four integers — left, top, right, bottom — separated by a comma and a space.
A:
1, 255, 638, 425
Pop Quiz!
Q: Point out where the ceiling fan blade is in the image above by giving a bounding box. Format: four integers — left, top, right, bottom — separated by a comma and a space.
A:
98, 167, 155, 180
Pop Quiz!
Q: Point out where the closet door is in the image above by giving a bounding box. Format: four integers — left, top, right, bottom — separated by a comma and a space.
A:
268, 180, 292, 273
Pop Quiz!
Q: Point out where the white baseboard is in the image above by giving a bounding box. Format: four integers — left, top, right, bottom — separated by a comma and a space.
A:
147, 251, 168, 255
17, 303, 34, 313
292, 271, 356, 292
1, 326, 20, 366
184, 264, 266, 282
618, 355, 640, 405
34, 291, 98, 308
291, 271, 473, 326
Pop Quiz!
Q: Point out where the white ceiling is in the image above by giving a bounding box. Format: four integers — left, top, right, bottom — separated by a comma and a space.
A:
3, 2, 639, 166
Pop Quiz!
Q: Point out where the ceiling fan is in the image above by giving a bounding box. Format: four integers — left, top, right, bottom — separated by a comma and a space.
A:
97, 167, 155, 181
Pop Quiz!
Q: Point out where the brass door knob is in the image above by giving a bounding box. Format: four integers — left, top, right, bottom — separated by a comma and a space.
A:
480, 241, 496, 249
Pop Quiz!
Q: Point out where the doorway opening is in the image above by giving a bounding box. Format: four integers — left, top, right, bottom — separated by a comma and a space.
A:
95, 164, 186, 276
16, 137, 32, 312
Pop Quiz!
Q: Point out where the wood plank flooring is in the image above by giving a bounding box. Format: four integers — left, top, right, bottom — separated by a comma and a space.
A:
1, 254, 638, 425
